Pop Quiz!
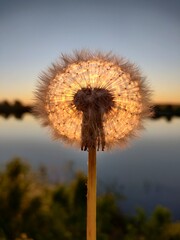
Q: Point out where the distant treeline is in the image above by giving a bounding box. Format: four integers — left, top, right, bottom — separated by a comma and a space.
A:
152, 104, 180, 121
0, 100, 31, 119
0, 100, 180, 121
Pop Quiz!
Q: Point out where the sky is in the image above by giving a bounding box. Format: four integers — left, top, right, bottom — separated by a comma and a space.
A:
1, 0, 180, 104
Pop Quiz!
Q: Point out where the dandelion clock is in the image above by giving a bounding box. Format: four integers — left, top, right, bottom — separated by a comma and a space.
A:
34, 50, 151, 240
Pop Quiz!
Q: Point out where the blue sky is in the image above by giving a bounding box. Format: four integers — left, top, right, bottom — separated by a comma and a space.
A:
1, 0, 180, 103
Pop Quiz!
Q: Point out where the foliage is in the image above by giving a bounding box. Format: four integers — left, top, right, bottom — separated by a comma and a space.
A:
125, 207, 173, 240
0, 158, 180, 240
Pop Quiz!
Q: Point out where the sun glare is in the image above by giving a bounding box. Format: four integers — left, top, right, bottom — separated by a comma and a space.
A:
34, 50, 151, 150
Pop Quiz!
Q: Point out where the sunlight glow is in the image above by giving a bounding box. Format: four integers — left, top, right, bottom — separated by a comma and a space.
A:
34, 50, 151, 150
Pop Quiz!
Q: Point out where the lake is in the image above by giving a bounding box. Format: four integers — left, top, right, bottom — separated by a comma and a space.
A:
0, 115, 180, 219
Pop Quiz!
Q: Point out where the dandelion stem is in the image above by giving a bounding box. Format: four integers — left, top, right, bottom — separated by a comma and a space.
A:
87, 147, 97, 240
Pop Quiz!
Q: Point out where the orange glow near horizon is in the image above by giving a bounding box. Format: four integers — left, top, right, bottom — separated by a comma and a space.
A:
152, 92, 180, 105
1, 77, 180, 105
1, 92, 180, 106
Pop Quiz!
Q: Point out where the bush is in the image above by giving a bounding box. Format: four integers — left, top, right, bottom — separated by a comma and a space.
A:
0, 158, 179, 240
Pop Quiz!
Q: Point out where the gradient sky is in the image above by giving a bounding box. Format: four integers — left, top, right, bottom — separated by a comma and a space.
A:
1, 0, 180, 104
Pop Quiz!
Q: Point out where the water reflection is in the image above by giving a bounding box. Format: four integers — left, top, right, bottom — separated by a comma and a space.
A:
0, 100, 180, 121
0, 105, 180, 219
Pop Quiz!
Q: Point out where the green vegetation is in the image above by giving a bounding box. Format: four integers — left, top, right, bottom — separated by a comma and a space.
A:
0, 158, 180, 240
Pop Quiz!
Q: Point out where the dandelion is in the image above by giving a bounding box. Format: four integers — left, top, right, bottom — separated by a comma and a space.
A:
34, 49, 151, 240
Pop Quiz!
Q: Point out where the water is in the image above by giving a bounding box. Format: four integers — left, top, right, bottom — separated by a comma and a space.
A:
0, 115, 180, 219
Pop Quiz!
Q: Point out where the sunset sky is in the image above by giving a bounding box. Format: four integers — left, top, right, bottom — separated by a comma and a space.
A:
1, 0, 180, 104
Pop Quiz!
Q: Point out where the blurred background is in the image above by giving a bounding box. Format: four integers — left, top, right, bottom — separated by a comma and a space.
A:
0, 0, 180, 239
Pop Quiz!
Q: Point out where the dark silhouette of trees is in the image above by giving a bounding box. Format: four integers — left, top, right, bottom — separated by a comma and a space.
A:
0, 101, 180, 121
0, 100, 31, 119
152, 104, 180, 121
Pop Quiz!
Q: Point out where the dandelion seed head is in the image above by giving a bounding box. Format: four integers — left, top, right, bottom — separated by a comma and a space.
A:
34, 50, 151, 150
